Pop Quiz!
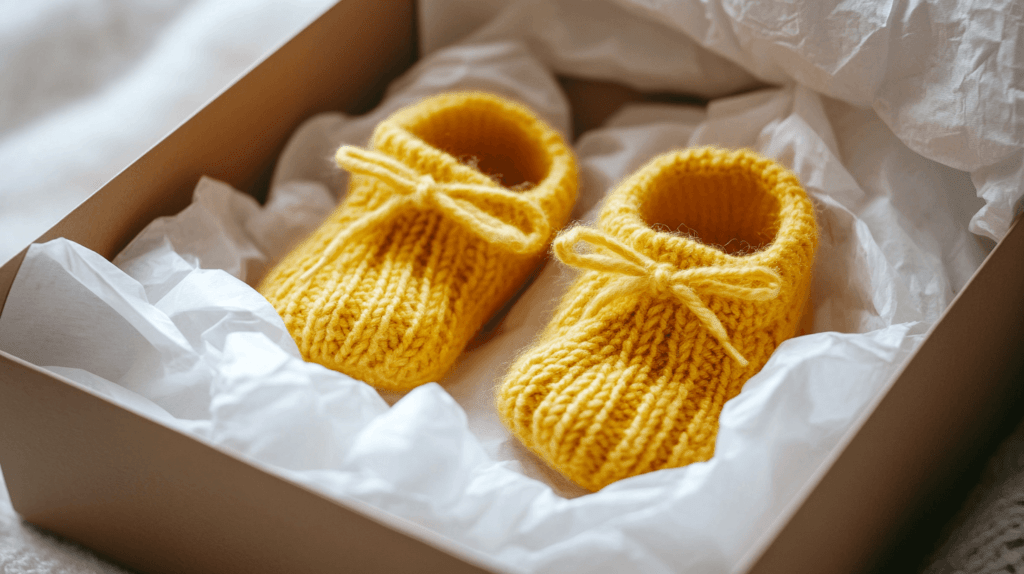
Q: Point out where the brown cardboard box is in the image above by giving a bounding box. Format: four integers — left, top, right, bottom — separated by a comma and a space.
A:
0, 1, 1022, 572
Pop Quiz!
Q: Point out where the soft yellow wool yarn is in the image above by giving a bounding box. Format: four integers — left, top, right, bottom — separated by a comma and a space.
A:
259, 91, 578, 391
497, 147, 818, 491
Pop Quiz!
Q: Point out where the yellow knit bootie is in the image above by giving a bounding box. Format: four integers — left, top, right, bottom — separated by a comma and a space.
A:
497, 147, 817, 491
259, 92, 578, 391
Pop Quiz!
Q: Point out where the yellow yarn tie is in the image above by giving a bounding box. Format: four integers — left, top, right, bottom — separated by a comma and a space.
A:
553, 226, 782, 367
299, 145, 551, 282
498, 148, 816, 490
260, 91, 578, 392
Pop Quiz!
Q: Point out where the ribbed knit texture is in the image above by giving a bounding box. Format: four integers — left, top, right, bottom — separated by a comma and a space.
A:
259, 92, 577, 391
497, 147, 818, 491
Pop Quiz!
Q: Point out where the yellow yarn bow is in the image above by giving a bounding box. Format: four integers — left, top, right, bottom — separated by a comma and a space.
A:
299, 145, 551, 281
553, 226, 783, 367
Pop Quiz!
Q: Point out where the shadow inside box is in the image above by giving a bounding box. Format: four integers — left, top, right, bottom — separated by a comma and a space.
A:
875, 354, 1024, 574
557, 76, 709, 140
243, 73, 399, 208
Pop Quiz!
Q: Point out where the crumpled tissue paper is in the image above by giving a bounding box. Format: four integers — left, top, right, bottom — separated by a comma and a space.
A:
443, 0, 1024, 241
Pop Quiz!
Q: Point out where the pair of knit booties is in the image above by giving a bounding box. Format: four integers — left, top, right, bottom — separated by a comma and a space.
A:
258, 92, 818, 491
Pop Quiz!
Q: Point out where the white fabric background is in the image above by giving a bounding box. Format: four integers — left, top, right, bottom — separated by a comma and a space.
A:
0, 0, 336, 264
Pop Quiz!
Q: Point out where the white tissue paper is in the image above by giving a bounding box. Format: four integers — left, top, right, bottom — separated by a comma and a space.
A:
455, 0, 1024, 241
0, 1, 1001, 572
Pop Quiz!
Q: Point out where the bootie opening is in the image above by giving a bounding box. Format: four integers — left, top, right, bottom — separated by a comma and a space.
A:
401, 96, 553, 189
638, 156, 782, 256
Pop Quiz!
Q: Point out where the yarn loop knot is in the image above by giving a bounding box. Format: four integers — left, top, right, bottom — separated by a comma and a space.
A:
298, 145, 551, 281
553, 226, 783, 366
649, 263, 678, 296
411, 174, 436, 209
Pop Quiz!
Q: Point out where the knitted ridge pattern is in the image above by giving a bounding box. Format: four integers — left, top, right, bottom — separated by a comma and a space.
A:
497, 147, 818, 491
259, 92, 578, 391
